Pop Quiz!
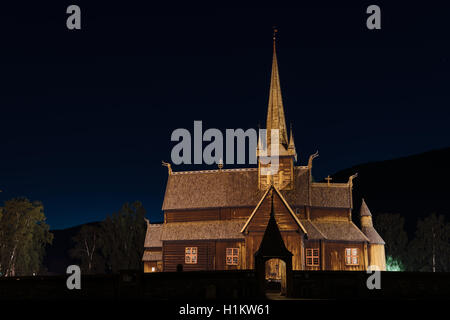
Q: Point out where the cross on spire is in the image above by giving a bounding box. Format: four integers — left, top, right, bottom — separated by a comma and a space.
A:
325, 175, 332, 186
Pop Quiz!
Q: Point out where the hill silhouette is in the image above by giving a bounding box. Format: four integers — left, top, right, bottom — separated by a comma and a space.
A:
329, 147, 449, 235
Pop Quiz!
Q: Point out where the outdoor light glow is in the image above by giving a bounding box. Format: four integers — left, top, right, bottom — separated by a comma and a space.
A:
386, 256, 404, 272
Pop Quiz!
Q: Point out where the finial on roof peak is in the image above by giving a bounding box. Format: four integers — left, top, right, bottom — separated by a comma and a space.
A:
348, 173, 358, 188
162, 161, 172, 175
308, 151, 319, 168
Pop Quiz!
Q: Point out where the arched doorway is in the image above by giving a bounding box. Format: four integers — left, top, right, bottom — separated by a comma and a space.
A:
265, 258, 286, 295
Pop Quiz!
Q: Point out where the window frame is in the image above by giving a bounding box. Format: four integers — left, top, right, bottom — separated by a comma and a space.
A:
345, 248, 359, 266
185, 246, 198, 264
226, 247, 239, 266
305, 248, 320, 267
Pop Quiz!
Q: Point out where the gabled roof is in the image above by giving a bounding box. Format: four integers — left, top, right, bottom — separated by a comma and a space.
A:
240, 184, 307, 234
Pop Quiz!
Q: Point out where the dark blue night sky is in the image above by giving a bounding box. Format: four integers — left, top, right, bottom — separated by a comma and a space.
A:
0, 2, 449, 229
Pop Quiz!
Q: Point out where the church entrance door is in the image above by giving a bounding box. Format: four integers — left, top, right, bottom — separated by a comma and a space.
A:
265, 258, 286, 295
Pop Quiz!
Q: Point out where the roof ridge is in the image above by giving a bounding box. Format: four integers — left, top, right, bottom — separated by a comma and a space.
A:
172, 167, 258, 175
312, 182, 349, 188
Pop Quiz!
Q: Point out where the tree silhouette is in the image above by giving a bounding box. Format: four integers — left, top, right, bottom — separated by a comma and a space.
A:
374, 213, 408, 268
408, 213, 449, 272
99, 201, 147, 273
70, 224, 105, 274
71, 201, 147, 274
0, 198, 53, 276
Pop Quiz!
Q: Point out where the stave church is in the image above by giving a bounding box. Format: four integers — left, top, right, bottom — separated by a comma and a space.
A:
142, 33, 386, 278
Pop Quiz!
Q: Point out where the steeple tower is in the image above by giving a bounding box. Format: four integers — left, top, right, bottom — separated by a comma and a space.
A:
360, 198, 373, 228
258, 28, 297, 191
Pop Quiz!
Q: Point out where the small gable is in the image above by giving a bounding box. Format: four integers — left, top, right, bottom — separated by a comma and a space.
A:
242, 186, 306, 233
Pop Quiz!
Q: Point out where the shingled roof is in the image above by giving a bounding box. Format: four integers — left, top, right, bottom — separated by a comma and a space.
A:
361, 226, 385, 244
312, 221, 370, 242
160, 220, 246, 241
299, 219, 326, 240
144, 223, 163, 248
359, 199, 385, 244
279, 167, 310, 207
142, 251, 162, 262
310, 183, 352, 208
360, 198, 372, 216
162, 167, 352, 211
162, 168, 263, 210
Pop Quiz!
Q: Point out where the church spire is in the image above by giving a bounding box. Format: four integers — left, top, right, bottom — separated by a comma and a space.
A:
266, 27, 289, 149
258, 29, 297, 191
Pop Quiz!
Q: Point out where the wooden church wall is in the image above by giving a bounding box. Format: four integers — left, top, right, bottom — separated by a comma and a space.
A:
282, 232, 304, 270
259, 157, 294, 190
368, 244, 386, 271
324, 242, 366, 271
165, 207, 253, 223
246, 191, 301, 232
243, 234, 263, 270
303, 240, 322, 271
162, 240, 245, 272
143, 261, 157, 273
165, 209, 219, 222
163, 241, 215, 272
310, 207, 350, 221
214, 241, 246, 271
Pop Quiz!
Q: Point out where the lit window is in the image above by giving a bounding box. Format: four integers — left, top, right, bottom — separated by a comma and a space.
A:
226, 248, 239, 266
305, 248, 320, 266
345, 248, 359, 265
185, 247, 198, 264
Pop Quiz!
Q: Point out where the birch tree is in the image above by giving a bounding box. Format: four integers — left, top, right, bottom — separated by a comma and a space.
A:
0, 198, 53, 276
409, 213, 449, 272
70, 224, 104, 274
